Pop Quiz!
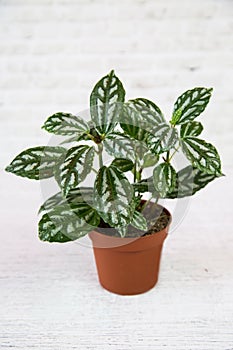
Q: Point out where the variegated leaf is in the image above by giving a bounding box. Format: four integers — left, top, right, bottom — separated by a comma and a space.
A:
132, 195, 143, 209
133, 180, 150, 193
39, 192, 65, 214
171, 87, 213, 125
94, 166, 133, 231
153, 162, 177, 197
120, 104, 148, 141
166, 166, 220, 199
60, 133, 90, 145
39, 187, 94, 214
55, 145, 95, 196
134, 143, 152, 167
180, 121, 203, 138
131, 210, 148, 231
127, 98, 165, 125
90, 70, 125, 134
103, 135, 136, 160
147, 123, 178, 154
5, 146, 66, 180
42, 112, 90, 136
66, 187, 94, 205
181, 137, 222, 175
111, 158, 134, 172
104, 134, 150, 166
39, 202, 100, 243
117, 226, 128, 238
133, 177, 156, 194
135, 167, 220, 199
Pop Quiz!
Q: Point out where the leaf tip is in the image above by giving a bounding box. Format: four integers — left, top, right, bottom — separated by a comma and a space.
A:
117, 225, 127, 237
38, 206, 44, 215
5, 165, 12, 173
208, 87, 214, 95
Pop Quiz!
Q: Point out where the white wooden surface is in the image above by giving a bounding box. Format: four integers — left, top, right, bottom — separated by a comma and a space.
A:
0, 0, 233, 349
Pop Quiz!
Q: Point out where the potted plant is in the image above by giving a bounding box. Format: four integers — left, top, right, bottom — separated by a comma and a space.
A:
6, 70, 223, 295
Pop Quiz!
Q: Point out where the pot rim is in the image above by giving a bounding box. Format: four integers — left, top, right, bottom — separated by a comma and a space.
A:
88, 203, 172, 251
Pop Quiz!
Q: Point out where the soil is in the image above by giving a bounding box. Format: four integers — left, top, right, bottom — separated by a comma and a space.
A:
96, 202, 171, 238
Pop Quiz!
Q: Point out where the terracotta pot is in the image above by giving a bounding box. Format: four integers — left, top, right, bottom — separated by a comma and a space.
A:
89, 205, 171, 295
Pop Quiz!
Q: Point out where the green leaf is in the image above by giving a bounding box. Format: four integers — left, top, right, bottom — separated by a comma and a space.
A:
132, 195, 143, 209
39, 202, 100, 243
55, 145, 95, 196
39, 212, 71, 243
133, 180, 150, 193
39, 187, 94, 214
90, 70, 125, 134
39, 192, 65, 214
181, 137, 222, 175
60, 133, 90, 145
42, 112, 90, 136
117, 226, 128, 238
171, 87, 213, 125
104, 133, 150, 167
66, 187, 94, 205
120, 104, 148, 141
166, 166, 221, 199
153, 162, 177, 197
131, 210, 148, 231
133, 177, 159, 196
111, 158, 134, 172
127, 98, 165, 125
5, 146, 66, 180
143, 152, 159, 168
136, 166, 221, 199
94, 166, 133, 230
180, 121, 203, 138
170, 108, 182, 126
147, 123, 178, 154
103, 134, 136, 160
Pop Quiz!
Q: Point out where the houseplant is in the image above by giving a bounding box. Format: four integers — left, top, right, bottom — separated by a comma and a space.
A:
6, 70, 223, 295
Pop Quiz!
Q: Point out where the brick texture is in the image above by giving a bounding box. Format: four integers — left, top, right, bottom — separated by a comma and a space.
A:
0, 0, 232, 167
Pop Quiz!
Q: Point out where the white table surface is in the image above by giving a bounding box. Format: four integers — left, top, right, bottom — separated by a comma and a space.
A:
1, 168, 232, 350
0, 0, 233, 349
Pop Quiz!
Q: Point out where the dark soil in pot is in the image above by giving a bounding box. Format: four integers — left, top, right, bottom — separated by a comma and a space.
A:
95, 201, 171, 238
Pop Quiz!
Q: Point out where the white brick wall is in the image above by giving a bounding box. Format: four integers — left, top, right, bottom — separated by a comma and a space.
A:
1, 2, 233, 349
0, 0, 232, 168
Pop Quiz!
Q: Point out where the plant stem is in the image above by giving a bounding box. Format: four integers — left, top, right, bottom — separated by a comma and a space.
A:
92, 167, 98, 174
138, 167, 143, 182
133, 163, 137, 182
141, 194, 153, 212
150, 195, 161, 215
141, 192, 160, 213
86, 133, 95, 142
155, 194, 160, 204
133, 151, 138, 182
97, 143, 103, 168
169, 145, 180, 162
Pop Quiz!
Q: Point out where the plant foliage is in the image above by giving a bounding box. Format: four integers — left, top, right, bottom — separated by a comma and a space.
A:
6, 70, 223, 241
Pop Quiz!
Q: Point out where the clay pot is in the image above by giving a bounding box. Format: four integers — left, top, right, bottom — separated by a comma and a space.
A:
89, 205, 171, 295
